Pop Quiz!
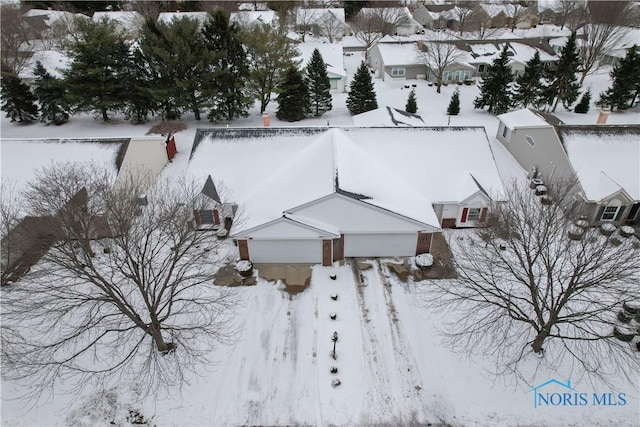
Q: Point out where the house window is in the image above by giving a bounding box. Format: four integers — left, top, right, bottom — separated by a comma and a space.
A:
467, 208, 481, 221
443, 71, 452, 81
478, 64, 486, 73
525, 135, 536, 147
199, 210, 214, 224
391, 67, 405, 77
502, 125, 510, 139
600, 206, 621, 221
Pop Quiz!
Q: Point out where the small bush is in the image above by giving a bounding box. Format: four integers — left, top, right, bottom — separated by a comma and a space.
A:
574, 90, 591, 113
405, 88, 417, 113
447, 89, 460, 115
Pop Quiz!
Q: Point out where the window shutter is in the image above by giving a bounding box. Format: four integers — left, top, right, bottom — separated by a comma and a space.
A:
193, 209, 201, 225
461, 207, 469, 223
615, 206, 626, 221
596, 206, 605, 221
479, 207, 488, 222
213, 209, 220, 225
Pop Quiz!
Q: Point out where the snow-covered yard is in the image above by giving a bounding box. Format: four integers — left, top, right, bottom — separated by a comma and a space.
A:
3, 258, 637, 426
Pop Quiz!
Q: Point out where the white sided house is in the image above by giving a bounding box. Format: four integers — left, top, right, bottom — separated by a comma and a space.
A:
186, 127, 505, 264
496, 109, 640, 226
296, 43, 346, 91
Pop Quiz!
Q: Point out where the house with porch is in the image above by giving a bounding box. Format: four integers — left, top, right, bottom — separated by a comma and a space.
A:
185, 127, 505, 264
496, 109, 640, 226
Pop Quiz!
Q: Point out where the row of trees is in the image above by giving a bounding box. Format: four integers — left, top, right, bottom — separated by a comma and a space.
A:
1, 12, 303, 124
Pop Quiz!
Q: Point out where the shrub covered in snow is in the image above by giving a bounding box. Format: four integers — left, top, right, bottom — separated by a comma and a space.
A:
540, 195, 553, 205
529, 178, 544, 189
216, 228, 228, 239
600, 223, 616, 236
535, 185, 547, 196
415, 253, 434, 268
236, 260, 253, 277
567, 224, 585, 241
331, 378, 341, 387
620, 226, 635, 238
575, 219, 589, 229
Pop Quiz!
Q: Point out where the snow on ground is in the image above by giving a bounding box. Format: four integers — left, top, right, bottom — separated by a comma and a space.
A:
2, 45, 640, 427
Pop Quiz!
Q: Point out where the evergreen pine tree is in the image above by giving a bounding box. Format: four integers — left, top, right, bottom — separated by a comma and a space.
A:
122, 47, 158, 124
543, 32, 581, 112
0, 73, 38, 123
276, 67, 310, 122
305, 48, 332, 117
597, 45, 640, 111
63, 18, 129, 121
203, 10, 252, 122
473, 45, 514, 115
347, 61, 378, 115
447, 89, 460, 115
405, 88, 417, 113
32, 61, 69, 125
513, 51, 544, 108
574, 90, 591, 113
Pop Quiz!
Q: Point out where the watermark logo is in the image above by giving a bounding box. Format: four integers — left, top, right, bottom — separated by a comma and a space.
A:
528, 379, 627, 409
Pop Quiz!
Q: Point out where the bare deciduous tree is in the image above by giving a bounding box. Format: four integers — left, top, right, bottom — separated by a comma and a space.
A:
318, 11, 346, 43
503, 1, 534, 31
578, 0, 635, 84
0, 180, 25, 283
1, 5, 33, 75
418, 38, 463, 93
556, 0, 589, 32
1, 162, 240, 401
422, 180, 640, 387
352, 7, 410, 49
447, 2, 476, 35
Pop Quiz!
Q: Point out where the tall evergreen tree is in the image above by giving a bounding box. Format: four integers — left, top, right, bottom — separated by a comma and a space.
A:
447, 89, 460, 115
597, 45, 640, 111
405, 88, 417, 113
276, 67, 310, 122
305, 49, 332, 117
0, 73, 38, 123
242, 23, 300, 114
346, 61, 378, 115
63, 18, 129, 121
139, 17, 215, 121
32, 61, 69, 125
544, 32, 581, 112
122, 46, 158, 124
513, 51, 545, 108
203, 10, 252, 122
473, 45, 514, 115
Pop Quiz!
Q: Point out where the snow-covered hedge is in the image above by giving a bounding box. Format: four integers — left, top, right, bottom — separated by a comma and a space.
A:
236, 260, 253, 277
575, 219, 589, 229
216, 228, 228, 239
567, 224, 584, 241
529, 178, 544, 189
535, 185, 547, 196
600, 223, 616, 236
415, 253, 434, 268
620, 226, 635, 238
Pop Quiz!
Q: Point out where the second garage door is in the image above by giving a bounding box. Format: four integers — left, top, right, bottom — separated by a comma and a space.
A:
344, 233, 416, 257
248, 239, 322, 263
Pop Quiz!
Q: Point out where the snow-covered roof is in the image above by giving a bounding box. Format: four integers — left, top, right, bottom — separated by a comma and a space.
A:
296, 8, 346, 25
356, 7, 421, 28
157, 11, 210, 25
352, 106, 425, 127
559, 127, 640, 201
479, 3, 509, 18
296, 43, 346, 78
374, 42, 422, 66
237, 2, 269, 12
23, 9, 77, 25
230, 10, 277, 27
92, 11, 141, 34
18, 50, 71, 80
0, 138, 125, 198
498, 109, 551, 129
468, 42, 557, 65
187, 127, 505, 232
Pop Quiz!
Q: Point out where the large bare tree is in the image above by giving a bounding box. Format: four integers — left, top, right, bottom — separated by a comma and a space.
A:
1, 162, 240, 401
418, 37, 463, 93
1, 5, 33, 75
503, 1, 534, 31
578, 0, 636, 84
352, 7, 410, 49
556, 0, 589, 31
423, 180, 640, 386
0, 180, 25, 283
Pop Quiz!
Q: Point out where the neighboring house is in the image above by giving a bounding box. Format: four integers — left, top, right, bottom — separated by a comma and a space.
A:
409, 4, 447, 30
355, 7, 424, 36
368, 41, 427, 80
475, 3, 510, 29
23, 9, 85, 39
496, 109, 640, 226
92, 11, 142, 38
601, 27, 640, 66
295, 8, 349, 40
237, 2, 269, 12
467, 41, 557, 77
295, 43, 346, 91
352, 106, 425, 127
18, 50, 71, 85
157, 11, 210, 28
0, 136, 172, 280
186, 127, 505, 264
230, 10, 277, 29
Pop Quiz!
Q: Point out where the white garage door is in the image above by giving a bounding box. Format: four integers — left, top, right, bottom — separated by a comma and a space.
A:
249, 239, 322, 263
344, 233, 416, 257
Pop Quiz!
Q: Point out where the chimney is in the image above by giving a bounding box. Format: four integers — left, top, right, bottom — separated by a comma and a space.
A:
596, 107, 611, 124
262, 112, 270, 127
